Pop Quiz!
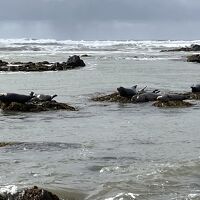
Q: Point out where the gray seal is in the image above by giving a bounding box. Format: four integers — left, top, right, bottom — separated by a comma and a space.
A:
132, 92, 160, 103
117, 85, 137, 98
157, 94, 190, 102
191, 84, 200, 93
131, 89, 160, 103
32, 94, 57, 101
0, 92, 34, 104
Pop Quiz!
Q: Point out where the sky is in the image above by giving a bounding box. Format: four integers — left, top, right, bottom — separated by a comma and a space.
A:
0, 0, 200, 40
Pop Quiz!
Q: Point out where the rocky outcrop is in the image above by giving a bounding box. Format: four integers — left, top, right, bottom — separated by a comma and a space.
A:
153, 100, 192, 108
92, 92, 132, 103
0, 101, 76, 112
66, 55, 85, 67
187, 54, 200, 63
0, 186, 60, 200
0, 56, 85, 72
161, 44, 200, 52
188, 92, 200, 100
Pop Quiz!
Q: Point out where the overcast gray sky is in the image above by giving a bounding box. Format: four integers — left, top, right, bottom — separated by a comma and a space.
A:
0, 0, 200, 40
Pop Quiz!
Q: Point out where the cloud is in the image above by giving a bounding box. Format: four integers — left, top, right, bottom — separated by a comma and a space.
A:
0, 0, 200, 39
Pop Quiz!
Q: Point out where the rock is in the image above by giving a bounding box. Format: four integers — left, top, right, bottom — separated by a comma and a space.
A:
161, 44, 200, 52
153, 100, 192, 108
188, 92, 200, 100
0, 186, 60, 200
66, 55, 85, 67
16, 186, 60, 200
91, 92, 132, 103
191, 44, 200, 51
0, 60, 85, 72
0, 101, 77, 112
0, 142, 14, 147
81, 54, 90, 57
0, 60, 8, 66
187, 54, 200, 63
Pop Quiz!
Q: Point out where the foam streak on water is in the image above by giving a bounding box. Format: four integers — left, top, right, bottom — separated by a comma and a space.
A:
0, 39, 200, 200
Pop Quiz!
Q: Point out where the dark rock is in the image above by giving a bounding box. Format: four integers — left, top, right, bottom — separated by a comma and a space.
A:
0, 142, 14, 147
153, 100, 192, 108
0, 186, 60, 200
0, 59, 85, 72
8, 65, 18, 71
92, 92, 132, 103
188, 92, 200, 100
66, 55, 85, 67
81, 54, 90, 57
161, 44, 200, 52
16, 186, 60, 200
0, 66, 8, 71
0, 101, 77, 112
191, 44, 200, 51
0, 60, 8, 66
38, 61, 50, 65
187, 54, 200, 63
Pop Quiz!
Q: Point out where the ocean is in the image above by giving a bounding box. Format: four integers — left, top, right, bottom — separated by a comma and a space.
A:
0, 39, 199, 200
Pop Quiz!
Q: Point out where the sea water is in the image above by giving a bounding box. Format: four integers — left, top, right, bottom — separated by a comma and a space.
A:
0, 39, 199, 200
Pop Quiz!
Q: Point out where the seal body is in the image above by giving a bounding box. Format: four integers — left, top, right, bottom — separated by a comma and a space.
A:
0, 92, 34, 104
157, 94, 189, 102
132, 92, 159, 103
32, 94, 57, 101
191, 84, 200, 93
117, 85, 137, 98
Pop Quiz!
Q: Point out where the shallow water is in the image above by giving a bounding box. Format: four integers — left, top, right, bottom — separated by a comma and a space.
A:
0, 39, 200, 200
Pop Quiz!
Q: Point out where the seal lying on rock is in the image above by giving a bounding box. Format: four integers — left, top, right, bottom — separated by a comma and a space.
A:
117, 85, 137, 98
31, 94, 57, 102
191, 84, 200, 93
0, 92, 34, 104
132, 91, 160, 103
157, 94, 190, 102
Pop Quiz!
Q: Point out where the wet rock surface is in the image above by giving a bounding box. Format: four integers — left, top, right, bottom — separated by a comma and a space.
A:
0, 55, 85, 72
91, 92, 132, 103
0, 186, 60, 200
91, 90, 197, 108
161, 44, 200, 52
66, 55, 85, 67
0, 142, 14, 147
187, 54, 200, 63
187, 92, 200, 100
0, 101, 76, 112
153, 100, 192, 108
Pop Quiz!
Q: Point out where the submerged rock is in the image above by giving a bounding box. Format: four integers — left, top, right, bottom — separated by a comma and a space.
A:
187, 54, 200, 63
0, 101, 76, 112
153, 100, 192, 108
0, 142, 14, 147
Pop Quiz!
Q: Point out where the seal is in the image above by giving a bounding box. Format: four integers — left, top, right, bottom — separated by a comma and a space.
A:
32, 94, 58, 101
157, 94, 190, 102
132, 92, 160, 103
0, 92, 34, 104
117, 85, 137, 98
191, 84, 200, 93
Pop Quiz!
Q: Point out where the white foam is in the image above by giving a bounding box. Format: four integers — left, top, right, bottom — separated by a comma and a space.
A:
0, 185, 18, 195
105, 192, 139, 200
